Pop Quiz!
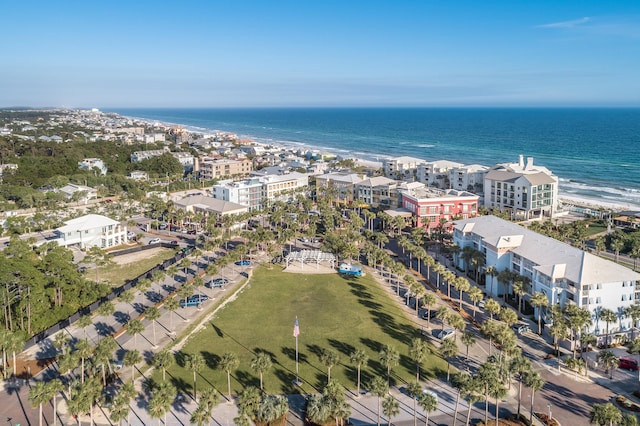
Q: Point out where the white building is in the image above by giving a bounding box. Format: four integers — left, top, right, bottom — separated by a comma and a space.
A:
416, 160, 463, 188
314, 172, 365, 205
58, 184, 98, 203
211, 178, 263, 211
453, 215, 640, 339
78, 158, 107, 175
128, 170, 149, 181
449, 164, 488, 194
484, 155, 558, 220
171, 152, 195, 172
55, 214, 127, 249
131, 147, 170, 163
382, 156, 427, 181
173, 195, 249, 217
261, 172, 309, 202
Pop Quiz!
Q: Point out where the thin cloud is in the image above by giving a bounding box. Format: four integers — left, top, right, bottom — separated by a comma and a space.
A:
537, 17, 591, 29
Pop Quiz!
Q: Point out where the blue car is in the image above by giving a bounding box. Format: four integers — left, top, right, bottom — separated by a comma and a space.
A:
179, 294, 209, 308
235, 260, 251, 266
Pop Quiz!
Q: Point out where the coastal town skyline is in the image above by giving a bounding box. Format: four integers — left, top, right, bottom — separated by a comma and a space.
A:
3, 1, 640, 108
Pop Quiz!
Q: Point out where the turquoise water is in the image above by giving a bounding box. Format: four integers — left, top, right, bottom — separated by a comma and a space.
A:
109, 107, 640, 208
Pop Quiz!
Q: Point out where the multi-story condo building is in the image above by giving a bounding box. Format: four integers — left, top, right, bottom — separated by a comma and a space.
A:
131, 147, 170, 162
400, 185, 479, 231
78, 158, 107, 175
354, 176, 398, 210
211, 178, 263, 211
197, 158, 253, 180
453, 215, 640, 341
314, 172, 365, 206
484, 155, 558, 220
261, 172, 309, 202
55, 214, 127, 249
382, 156, 427, 181
449, 164, 488, 194
171, 152, 195, 172
416, 160, 463, 188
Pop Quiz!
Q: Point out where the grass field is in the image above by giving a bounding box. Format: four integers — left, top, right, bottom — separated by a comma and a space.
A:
160, 265, 448, 396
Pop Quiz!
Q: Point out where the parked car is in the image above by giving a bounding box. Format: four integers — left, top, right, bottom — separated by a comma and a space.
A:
619, 357, 639, 371
207, 278, 229, 288
421, 310, 438, 320
235, 260, 251, 266
158, 224, 168, 230
512, 323, 530, 335
148, 238, 161, 245
187, 229, 197, 235
436, 328, 455, 340
169, 240, 179, 246
179, 294, 210, 308
477, 299, 486, 309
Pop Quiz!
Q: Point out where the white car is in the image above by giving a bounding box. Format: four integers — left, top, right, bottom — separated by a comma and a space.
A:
436, 328, 455, 340
148, 238, 161, 245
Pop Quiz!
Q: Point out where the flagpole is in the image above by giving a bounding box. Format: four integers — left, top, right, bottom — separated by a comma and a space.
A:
295, 333, 299, 384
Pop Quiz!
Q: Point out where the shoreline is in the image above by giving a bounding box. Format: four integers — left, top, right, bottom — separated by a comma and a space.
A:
120, 111, 640, 214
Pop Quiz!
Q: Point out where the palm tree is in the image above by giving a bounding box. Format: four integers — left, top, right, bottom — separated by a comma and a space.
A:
123, 349, 142, 383
421, 293, 437, 327
186, 352, 205, 401
488, 379, 508, 426
219, 352, 239, 402
152, 349, 174, 381
406, 381, 423, 426
379, 394, 399, 426
436, 306, 450, 330
440, 338, 459, 381
461, 331, 476, 360
46, 378, 63, 426
512, 280, 526, 314
148, 383, 176, 426
349, 349, 368, 397
449, 314, 466, 342
530, 292, 549, 334
408, 338, 429, 382
250, 351, 273, 390
484, 265, 498, 296
190, 406, 209, 426
379, 345, 399, 386
417, 390, 438, 426
510, 355, 532, 418
125, 319, 145, 348
478, 361, 499, 424
94, 336, 117, 386
499, 307, 518, 327
589, 402, 622, 426
77, 314, 93, 340
523, 370, 545, 425
200, 387, 220, 417
454, 277, 470, 309
164, 297, 180, 332
369, 376, 388, 426
145, 306, 161, 347
468, 286, 483, 319
600, 308, 617, 348
451, 372, 471, 426
320, 349, 341, 384
75, 339, 93, 383
28, 380, 50, 426
598, 350, 619, 379
484, 298, 501, 321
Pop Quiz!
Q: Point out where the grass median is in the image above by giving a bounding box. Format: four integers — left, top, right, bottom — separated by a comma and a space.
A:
160, 264, 447, 395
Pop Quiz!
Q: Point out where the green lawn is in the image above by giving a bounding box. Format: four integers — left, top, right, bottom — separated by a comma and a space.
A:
159, 265, 447, 396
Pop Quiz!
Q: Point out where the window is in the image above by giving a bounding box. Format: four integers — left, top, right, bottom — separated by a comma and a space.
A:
596, 297, 602, 304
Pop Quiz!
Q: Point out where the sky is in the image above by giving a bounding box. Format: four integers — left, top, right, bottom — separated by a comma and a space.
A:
2, 0, 640, 108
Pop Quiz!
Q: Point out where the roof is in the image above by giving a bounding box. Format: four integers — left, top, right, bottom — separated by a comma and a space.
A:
454, 215, 640, 285
58, 214, 119, 233
174, 195, 248, 214
356, 176, 397, 187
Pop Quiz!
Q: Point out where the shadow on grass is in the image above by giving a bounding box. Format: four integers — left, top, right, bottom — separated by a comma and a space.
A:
236, 368, 260, 389
282, 346, 308, 365
328, 339, 355, 357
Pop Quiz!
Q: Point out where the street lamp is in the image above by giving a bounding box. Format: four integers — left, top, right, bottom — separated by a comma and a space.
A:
547, 403, 552, 426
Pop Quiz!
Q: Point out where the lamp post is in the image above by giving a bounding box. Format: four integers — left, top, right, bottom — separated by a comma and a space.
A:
547, 403, 552, 426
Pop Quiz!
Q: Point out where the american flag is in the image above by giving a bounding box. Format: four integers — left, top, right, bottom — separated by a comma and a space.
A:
293, 317, 300, 338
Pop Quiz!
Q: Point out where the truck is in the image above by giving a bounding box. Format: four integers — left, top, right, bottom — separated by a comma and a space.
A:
338, 263, 364, 277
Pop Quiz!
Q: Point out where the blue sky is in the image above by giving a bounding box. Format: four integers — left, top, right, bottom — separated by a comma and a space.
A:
2, 0, 640, 108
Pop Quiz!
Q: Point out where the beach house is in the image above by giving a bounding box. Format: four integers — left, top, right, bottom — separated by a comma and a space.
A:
54, 214, 127, 249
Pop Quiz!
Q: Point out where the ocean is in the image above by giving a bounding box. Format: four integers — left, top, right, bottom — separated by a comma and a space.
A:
109, 108, 640, 210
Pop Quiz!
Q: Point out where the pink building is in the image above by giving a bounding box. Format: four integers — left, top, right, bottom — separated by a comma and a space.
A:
401, 187, 479, 231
